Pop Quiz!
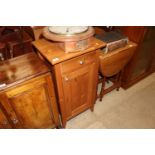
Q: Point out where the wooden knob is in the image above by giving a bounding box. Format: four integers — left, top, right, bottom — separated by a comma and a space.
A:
79, 60, 84, 65
64, 76, 69, 81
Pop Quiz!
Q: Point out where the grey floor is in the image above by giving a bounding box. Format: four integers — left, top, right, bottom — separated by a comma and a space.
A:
66, 72, 155, 129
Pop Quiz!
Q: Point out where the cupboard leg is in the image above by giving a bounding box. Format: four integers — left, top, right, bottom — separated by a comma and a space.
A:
56, 125, 63, 129
61, 119, 67, 128
90, 105, 94, 112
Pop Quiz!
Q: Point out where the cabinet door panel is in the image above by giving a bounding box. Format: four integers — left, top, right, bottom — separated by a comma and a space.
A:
8, 84, 54, 128
62, 63, 95, 119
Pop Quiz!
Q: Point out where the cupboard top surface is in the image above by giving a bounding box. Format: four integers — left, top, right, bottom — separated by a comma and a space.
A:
32, 37, 106, 65
0, 52, 49, 91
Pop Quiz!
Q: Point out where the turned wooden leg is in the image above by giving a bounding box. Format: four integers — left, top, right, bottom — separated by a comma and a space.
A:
99, 76, 106, 101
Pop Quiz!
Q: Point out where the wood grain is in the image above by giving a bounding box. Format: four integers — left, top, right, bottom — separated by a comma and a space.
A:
0, 53, 60, 128
32, 37, 106, 128
0, 52, 49, 91
32, 37, 106, 65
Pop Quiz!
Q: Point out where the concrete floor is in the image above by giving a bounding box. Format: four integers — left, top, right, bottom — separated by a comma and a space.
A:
66, 72, 155, 129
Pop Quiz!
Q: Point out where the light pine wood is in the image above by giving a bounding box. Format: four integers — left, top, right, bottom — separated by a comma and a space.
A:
99, 41, 137, 101
52, 51, 99, 127
62, 56, 97, 119
33, 37, 105, 128
32, 37, 106, 65
99, 41, 137, 77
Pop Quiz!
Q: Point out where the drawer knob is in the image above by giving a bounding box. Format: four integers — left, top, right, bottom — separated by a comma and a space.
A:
64, 76, 69, 81
79, 60, 84, 65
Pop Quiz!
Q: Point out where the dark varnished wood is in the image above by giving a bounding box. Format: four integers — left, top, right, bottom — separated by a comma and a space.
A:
0, 52, 49, 91
0, 53, 60, 128
0, 27, 34, 60
119, 26, 155, 89
119, 26, 147, 43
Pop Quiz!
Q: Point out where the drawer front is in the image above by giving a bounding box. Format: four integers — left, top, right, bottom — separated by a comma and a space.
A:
61, 51, 97, 74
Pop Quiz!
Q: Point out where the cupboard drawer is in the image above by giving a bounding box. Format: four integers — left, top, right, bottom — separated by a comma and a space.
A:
61, 51, 96, 74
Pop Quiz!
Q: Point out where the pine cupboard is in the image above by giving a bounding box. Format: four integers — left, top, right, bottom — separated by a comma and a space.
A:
54, 51, 99, 127
0, 53, 60, 129
32, 38, 106, 127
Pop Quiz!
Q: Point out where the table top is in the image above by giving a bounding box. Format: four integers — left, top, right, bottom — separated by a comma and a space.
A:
0, 52, 49, 91
99, 41, 137, 58
32, 37, 106, 65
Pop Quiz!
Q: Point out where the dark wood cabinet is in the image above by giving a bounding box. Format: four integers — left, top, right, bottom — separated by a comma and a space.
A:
117, 26, 155, 88
0, 27, 34, 61
0, 53, 60, 129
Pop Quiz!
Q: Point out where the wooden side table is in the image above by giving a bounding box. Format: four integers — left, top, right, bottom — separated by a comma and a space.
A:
32, 37, 106, 127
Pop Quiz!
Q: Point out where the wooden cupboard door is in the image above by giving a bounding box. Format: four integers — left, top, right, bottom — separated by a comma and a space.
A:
0, 108, 12, 128
5, 76, 55, 129
62, 63, 96, 119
